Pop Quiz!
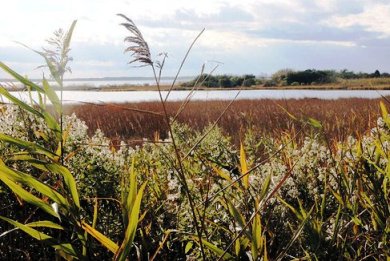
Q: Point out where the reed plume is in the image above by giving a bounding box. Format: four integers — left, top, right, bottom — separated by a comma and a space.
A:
117, 13, 153, 66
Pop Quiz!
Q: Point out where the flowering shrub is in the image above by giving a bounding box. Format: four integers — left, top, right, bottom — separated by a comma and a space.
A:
0, 101, 389, 259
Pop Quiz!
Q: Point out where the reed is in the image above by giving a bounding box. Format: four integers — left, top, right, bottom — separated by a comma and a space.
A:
67, 97, 382, 146
0, 16, 388, 260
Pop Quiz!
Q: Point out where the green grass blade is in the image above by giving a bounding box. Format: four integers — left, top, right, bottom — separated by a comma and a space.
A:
115, 182, 147, 261
240, 142, 249, 189
192, 237, 234, 260
0, 62, 44, 92
25, 220, 64, 230
43, 77, 61, 113
43, 163, 80, 208
0, 87, 43, 118
19, 160, 79, 208
126, 157, 137, 216
260, 172, 272, 201
227, 201, 251, 240
0, 133, 58, 160
275, 205, 314, 260
0, 159, 68, 207
0, 216, 77, 257
82, 221, 119, 254
0, 173, 57, 217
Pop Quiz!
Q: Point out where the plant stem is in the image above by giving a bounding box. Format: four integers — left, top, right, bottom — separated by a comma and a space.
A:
151, 65, 206, 260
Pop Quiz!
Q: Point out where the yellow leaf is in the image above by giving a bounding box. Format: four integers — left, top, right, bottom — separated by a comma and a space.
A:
240, 142, 249, 189
81, 221, 119, 253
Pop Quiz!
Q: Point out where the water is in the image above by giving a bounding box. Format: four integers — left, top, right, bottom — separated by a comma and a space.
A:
2, 89, 390, 104
0, 77, 194, 88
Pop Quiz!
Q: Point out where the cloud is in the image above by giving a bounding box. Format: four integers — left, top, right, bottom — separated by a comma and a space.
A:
1, 0, 389, 78
324, 3, 390, 38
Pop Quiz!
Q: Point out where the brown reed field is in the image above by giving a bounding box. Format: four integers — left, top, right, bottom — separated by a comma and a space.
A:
66, 97, 385, 146
1, 16, 389, 260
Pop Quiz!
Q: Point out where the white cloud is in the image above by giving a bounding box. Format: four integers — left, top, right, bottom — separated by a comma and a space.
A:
324, 4, 390, 37
0, 0, 389, 77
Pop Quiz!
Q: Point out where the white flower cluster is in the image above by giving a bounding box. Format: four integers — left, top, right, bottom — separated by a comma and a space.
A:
0, 105, 133, 198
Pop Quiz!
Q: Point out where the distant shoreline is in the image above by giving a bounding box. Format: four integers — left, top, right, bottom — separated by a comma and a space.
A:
5, 83, 390, 92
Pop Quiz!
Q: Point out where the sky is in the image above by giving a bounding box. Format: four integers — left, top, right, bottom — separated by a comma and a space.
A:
1, 0, 390, 79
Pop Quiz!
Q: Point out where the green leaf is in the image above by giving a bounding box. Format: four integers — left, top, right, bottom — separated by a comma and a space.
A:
227, 201, 251, 240
42, 78, 61, 114
0, 62, 44, 92
115, 182, 147, 261
82, 221, 119, 254
277, 196, 303, 220
260, 172, 272, 201
0, 174, 57, 217
42, 163, 80, 208
185, 241, 194, 254
380, 101, 388, 119
0, 87, 43, 118
0, 216, 77, 257
193, 237, 234, 260
308, 117, 322, 129
240, 142, 249, 189
275, 205, 314, 260
0, 159, 68, 207
0, 133, 58, 160
251, 214, 262, 260
26, 220, 64, 230
126, 157, 137, 217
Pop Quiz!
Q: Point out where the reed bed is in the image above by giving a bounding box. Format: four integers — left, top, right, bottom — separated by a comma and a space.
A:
1, 16, 389, 260
67, 97, 383, 146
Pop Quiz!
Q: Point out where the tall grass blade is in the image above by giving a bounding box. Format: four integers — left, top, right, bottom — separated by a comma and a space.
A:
0, 62, 44, 92
42, 78, 61, 114
0, 173, 58, 217
115, 182, 147, 261
275, 206, 314, 260
0, 87, 43, 117
0, 159, 68, 206
240, 142, 249, 189
0, 133, 57, 159
0, 217, 77, 257
44, 163, 80, 208
24, 220, 64, 230
192, 237, 234, 260
81, 221, 119, 253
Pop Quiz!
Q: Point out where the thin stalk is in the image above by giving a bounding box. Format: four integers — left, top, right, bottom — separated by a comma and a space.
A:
164, 29, 205, 102
198, 124, 306, 208
60, 79, 64, 165
172, 64, 220, 122
217, 156, 303, 261
151, 65, 206, 260
183, 90, 241, 159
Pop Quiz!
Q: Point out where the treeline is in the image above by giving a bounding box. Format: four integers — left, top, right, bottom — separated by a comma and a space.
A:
181, 74, 261, 88
181, 69, 390, 88
271, 69, 389, 86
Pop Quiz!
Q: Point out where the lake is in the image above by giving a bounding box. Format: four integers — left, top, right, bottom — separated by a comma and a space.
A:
2, 89, 390, 104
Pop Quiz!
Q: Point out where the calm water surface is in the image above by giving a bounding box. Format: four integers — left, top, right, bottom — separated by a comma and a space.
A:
3, 90, 390, 104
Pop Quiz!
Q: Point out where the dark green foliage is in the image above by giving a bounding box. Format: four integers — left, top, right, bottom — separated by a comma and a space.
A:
182, 74, 257, 88
286, 69, 337, 85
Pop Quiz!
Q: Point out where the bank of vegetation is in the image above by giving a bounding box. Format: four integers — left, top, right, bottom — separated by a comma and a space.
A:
181, 69, 390, 89
0, 16, 388, 260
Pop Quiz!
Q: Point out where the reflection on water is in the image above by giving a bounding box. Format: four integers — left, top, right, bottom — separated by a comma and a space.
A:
2, 89, 390, 104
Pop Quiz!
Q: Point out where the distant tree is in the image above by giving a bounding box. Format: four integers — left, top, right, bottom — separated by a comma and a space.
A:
230, 76, 244, 87
218, 75, 232, 88
286, 69, 336, 85
339, 69, 357, 79
373, 70, 381, 78
272, 69, 293, 85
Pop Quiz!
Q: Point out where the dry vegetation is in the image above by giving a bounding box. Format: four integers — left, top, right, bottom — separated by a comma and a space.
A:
67, 97, 384, 146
